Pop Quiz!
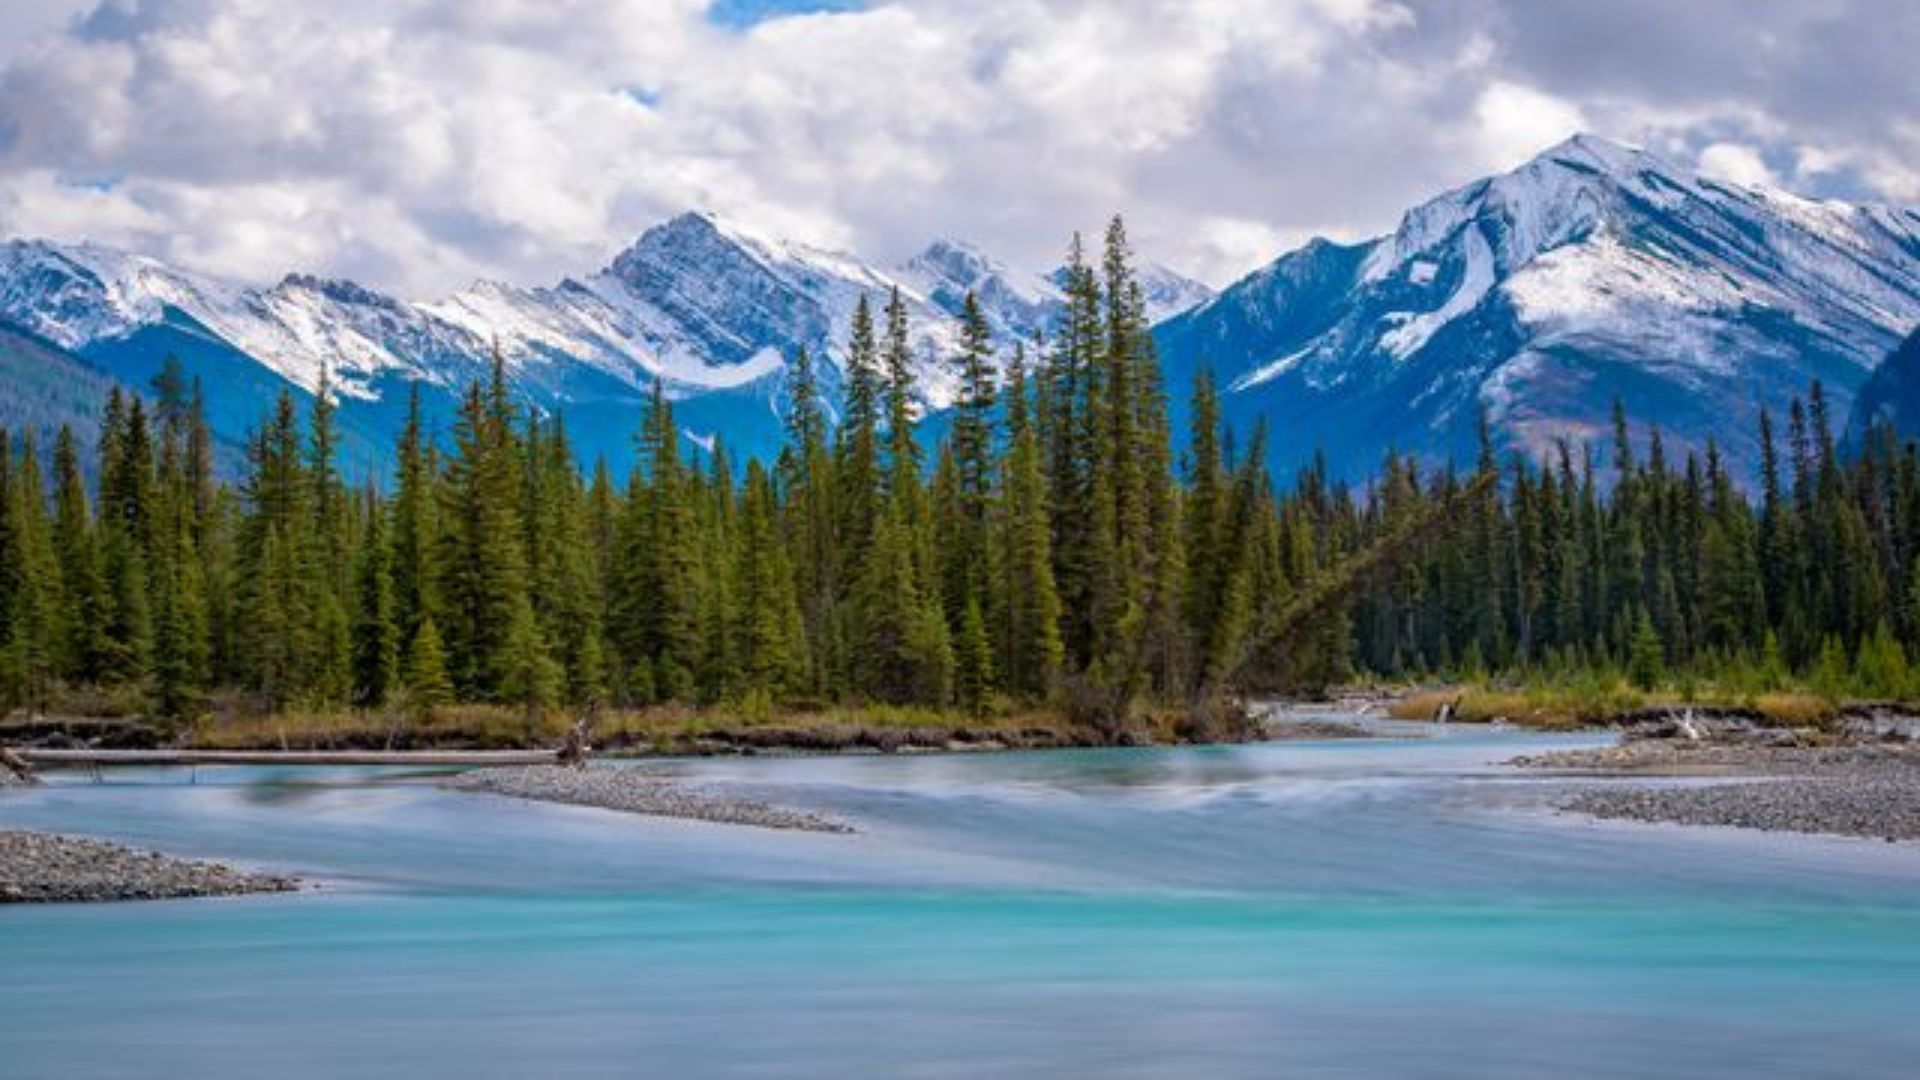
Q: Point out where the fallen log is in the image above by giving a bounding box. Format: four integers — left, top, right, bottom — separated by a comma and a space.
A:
1, 745, 37, 784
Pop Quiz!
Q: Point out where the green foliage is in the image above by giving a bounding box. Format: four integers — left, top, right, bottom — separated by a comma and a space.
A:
1854, 621, 1912, 700
13, 220, 1920, 728
1810, 635, 1851, 703
955, 596, 993, 717
403, 616, 453, 716
1627, 608, 1664, 691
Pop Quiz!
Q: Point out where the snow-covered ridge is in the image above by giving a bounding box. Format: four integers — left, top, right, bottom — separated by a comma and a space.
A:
0, 211, 1214, 411
1273, 134, 1920, 395
1152, 132, 1920, 485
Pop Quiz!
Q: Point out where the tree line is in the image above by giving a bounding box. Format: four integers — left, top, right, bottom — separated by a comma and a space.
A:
1345, 386, 1920, 698
2, 217, 1919, 730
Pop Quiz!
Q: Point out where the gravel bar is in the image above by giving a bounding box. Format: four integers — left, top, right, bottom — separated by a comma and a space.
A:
0, 830, 301, 903
1515, 736, 1920, 842
445, 765, 854, 834
1565, 778, 1920, 842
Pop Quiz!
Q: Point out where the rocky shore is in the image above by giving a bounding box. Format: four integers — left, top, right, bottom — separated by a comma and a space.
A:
1514, 716, 1920, 842
0, 830, 300, 903
1262, 718, 1379, 740
445, 765, 854, 834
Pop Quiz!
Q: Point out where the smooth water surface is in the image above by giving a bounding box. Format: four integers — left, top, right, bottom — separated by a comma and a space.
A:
4, 720, 1919, 1077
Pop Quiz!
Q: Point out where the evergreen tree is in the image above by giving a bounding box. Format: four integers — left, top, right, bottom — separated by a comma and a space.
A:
4, 435, 62, 711
1627, 607, 1663, 691
50, 426, 106, 684
735, 460, 807, 697
390, 383, 439, 647
351, 495, 399, 708
403, 616, 454, 716
997, 351, 1064, 699
954, 595, 993, 716
436, 357, 536, 701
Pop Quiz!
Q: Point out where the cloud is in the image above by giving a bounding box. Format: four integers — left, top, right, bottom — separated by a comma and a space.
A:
0, 0, 1913, 296
1697, 142, 1779, 190
1471, 81, 1587, 170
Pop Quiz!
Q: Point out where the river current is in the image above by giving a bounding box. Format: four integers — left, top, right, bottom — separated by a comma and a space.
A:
4, 719, 1918, 1076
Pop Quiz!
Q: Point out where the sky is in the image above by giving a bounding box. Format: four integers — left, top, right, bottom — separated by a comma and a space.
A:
0, 0, 1914, 296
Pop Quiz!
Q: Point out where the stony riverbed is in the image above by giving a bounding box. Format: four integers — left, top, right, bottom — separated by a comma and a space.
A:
0, 830, 300, 903
1514, 721, 1920, 842
444, 764, 855, 833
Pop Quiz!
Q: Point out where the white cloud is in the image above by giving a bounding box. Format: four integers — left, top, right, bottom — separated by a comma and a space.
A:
1697, 142, 1778, 189
1471, 80, 1586, 170
0, 0, 1913, 298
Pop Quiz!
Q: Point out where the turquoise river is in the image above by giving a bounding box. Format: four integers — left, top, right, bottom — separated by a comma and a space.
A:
4, 718, 1919, 1077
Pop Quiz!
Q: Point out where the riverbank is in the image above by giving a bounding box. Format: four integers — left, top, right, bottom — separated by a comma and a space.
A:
1, 699, 1262, 758
444, 765, 854, 833
0, 830, 300, 903
1513, 717, 1920, 842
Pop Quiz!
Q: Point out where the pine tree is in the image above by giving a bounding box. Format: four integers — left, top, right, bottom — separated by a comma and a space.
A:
5, 434, 63, 711
614, 380, 702, 701
781, 345, 837, 696
735, 460, 807, 697
946, 292, 999, 625
851, 505, 952, 705
50, 426, 109, 683
98, 393, 156, 682
403, 616, 453, 716
390, 383, 439, 647
954, 595, 993, 716
1627, 607, 1664, 691
436, 356, 537, 701
997, 352, 1064, 699
351, 495, 399, 708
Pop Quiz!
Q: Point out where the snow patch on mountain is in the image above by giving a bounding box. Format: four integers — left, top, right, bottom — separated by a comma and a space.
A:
1231, 344, 1315, 391
1380, 225, 1495, 359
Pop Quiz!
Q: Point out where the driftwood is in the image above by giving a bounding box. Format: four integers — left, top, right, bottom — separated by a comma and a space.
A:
558, 715, 594, 768
1, 745, 37, 784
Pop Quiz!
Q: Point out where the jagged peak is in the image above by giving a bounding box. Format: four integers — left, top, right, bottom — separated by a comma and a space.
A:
1534, 132, 1659, 176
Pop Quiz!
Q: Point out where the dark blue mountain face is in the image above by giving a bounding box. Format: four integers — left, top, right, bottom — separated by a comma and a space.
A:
1845, 327, 1920, 450
0, 320, 122, 467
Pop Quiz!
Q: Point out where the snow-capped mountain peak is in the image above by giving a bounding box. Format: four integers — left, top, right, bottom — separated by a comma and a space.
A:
1154, 132, 1920, 485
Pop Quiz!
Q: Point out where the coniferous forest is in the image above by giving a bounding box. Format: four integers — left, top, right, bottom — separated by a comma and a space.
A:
2, 219, 1919, 738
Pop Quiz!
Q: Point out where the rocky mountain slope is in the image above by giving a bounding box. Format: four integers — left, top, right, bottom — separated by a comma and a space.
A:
1154, 134, 1920, 483
0, 214, 1208, 477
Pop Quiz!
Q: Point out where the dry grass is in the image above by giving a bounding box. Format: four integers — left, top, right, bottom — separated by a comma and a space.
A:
190, 704, 561, 751
1386, 690, 1456, 722
1746, 693, 1838, 728
1378, 682, 1859, 732
183, 699, 1084, 753
1382, 682, 1645, 730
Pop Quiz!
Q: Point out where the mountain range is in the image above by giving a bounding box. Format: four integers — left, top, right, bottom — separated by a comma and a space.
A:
1156, 134, 1920, 484
0, 212, 1209, 477
2, 133, 1918, 486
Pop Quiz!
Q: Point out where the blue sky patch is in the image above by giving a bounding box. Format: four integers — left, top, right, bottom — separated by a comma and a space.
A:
706, 0, 865, 32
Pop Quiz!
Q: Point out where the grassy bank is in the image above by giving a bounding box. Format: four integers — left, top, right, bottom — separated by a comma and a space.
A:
1383, 679, 1863, 731
3, 696, 1256, 756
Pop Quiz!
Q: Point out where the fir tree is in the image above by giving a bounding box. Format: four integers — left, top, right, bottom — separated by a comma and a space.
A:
351, 496, 399, 708
403, 616, 454, 716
